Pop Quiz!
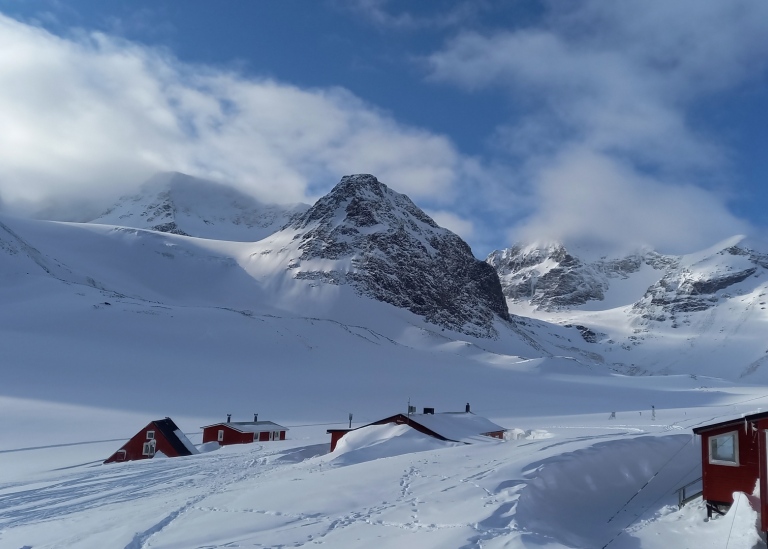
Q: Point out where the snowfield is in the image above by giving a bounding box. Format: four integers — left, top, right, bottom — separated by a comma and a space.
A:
2, 192, 768, 548
2, 400, 766, 548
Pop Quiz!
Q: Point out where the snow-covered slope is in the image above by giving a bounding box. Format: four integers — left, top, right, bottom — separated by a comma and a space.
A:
90, 172, 309, 241
4, 173, 768, 548
488, 238, 768, 378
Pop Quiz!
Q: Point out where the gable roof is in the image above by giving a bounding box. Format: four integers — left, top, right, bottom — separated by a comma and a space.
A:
692, 411, 768, 435
202, 420, 288, 433
406, 413, 506, 443
153, 417, 198, 456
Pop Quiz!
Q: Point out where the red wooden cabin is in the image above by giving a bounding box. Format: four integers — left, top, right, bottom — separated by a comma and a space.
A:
693, 411, 768, 530
104, 417, 198, 464
328, 407, 506, 452
202, 417, 288, 446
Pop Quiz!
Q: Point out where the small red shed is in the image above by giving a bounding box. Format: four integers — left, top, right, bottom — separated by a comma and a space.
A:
202, 418, 288, 446
693, 411, 768, 530
104, 417, 198, 464
328, 408, 507, 452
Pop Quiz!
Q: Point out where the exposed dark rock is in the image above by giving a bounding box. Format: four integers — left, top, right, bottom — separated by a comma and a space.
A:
487, 244, 660, 310
151, 222, 190, 236
287, 174, 509, 337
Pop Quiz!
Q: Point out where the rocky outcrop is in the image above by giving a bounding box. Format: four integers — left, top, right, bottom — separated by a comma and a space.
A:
487, 243, 668, 311
286, 174, 509, 337
489, 240, 765, 323
633, 245, 764, 321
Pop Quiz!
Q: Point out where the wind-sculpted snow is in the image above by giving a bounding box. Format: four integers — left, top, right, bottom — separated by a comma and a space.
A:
285, 174, 510, 337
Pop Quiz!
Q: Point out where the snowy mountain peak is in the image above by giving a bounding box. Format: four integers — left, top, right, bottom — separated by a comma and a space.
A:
91, 172, 309, 242
291, 173, 438, 235
272, 174, 510, 337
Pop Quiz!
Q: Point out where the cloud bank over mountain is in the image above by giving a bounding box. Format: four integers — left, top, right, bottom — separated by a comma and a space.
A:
1, 1, 766, 257
427, 0, 766, 255
0, 13, 466, 220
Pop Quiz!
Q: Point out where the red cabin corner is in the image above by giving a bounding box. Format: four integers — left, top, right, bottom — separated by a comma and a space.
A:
693, 411, 768, 531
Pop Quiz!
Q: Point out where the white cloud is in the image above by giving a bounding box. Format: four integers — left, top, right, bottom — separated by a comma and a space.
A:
424, 209, 475, 241
513, 147, 749, 255
427, 0, 768, 254
0, 13, 463, 218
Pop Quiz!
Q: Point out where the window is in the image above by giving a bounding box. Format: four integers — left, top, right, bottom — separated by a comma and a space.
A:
142, 439, 156, 457
217, 429, 224, 442
709, 431, 738, 465
146, 430, 155, 440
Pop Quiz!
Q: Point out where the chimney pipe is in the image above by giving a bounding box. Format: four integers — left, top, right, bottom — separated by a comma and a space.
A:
227, 414, 231, 423
466, 402, 470, 413
254, 413, 258, 422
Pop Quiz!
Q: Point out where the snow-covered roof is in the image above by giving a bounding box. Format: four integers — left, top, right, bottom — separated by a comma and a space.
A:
173, 429, 199, 455
405, 412, 506, 444
202, 421, 288, 433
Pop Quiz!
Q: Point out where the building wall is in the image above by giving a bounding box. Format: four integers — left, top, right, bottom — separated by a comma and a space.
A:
104, 422, 183, 463
202, 425, 253, 446
257, 430, 286, 442
328, 430, 349, 452
756, 418, 768, 532
700, 421, 759, 504
203, 425, 286, 445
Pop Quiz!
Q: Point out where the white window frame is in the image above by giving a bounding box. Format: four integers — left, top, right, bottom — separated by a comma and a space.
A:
142, 439, 156, 457
217, 429, 224, 442
146, 430, 155, 440
708, 430, 739, 466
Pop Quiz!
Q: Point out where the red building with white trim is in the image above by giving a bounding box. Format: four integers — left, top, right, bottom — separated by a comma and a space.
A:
104, 417, 198, 464
202, 418, 288, 446
693, 411, 768, 530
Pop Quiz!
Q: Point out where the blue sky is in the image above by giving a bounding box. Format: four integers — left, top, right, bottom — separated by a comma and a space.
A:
0, 0, 766, 257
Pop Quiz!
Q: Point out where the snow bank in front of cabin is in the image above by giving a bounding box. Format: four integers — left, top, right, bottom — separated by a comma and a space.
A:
631, 490, 763, 549
513, 435, 703, 548
197, 441, 220, 453
329, 423, 461, 466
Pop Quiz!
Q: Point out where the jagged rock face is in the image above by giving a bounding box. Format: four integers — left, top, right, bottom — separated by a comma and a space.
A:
633, 245, 766, 323
487, 243, 661, 310
287, 174, 509, 337
91, 172, 308, 242
489, 240, 766, 322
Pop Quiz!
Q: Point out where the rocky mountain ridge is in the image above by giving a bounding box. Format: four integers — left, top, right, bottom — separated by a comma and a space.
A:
487, 239, 767, 320
263, 174, 510, 338
486, 238, 768, 378
487, 243, 677, 311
